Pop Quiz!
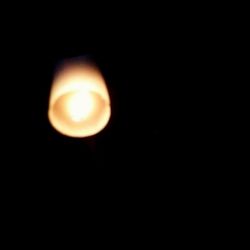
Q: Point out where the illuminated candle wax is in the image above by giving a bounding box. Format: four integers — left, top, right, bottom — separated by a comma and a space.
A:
48, 62, 111, 137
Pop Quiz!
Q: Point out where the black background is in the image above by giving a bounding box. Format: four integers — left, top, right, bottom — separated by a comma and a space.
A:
1, 5, 225, 239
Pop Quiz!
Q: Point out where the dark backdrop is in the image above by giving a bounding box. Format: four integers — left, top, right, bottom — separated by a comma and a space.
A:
1, 6, 223, 240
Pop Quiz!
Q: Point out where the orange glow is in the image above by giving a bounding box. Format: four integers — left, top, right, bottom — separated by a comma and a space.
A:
48, 61, 111, 137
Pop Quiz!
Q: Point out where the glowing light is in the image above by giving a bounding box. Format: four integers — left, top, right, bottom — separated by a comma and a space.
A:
48, 61, 111, 137
67, 91, 94, 122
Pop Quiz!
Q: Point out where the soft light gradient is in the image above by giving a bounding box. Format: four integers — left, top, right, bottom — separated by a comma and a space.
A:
48, 62, 111, 137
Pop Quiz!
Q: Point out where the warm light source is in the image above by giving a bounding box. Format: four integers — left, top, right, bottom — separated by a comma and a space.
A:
48, 60, 111, 137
